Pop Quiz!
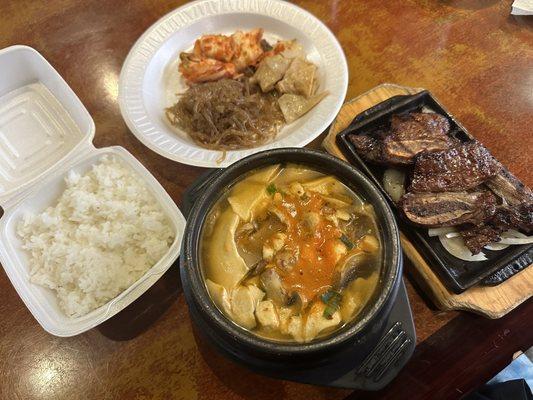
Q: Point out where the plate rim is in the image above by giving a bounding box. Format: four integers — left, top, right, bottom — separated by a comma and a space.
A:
118, 0, 348, 168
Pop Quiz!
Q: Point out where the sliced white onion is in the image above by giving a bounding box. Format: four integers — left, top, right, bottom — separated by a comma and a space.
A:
438, 235, 488, 261
494, 230, 533, 245
498, 237, 533, 245
382, 169, 406, 203
445, 232, 461, 238
467, 229, 533, 251
484, 242, 510, 251
428, 227, 457, 237
501, 229, 528, 239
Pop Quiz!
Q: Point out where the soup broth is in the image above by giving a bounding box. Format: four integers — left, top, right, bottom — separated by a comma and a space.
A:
201, 164, 381, 343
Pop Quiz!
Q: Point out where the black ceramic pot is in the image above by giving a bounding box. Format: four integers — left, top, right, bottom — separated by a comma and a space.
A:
180, 148, 402, 380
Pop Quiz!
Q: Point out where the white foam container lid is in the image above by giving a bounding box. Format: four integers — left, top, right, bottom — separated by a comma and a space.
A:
0, 45, 186, 337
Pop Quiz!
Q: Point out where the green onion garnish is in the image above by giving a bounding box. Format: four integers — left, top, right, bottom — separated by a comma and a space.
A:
266, 183, 277, 195
340, 234, 354, 250
321, 290, 342, 319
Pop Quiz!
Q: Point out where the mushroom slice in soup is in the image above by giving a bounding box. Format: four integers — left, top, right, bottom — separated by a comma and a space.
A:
260, 268, 287, 305
333, 252, 371, 291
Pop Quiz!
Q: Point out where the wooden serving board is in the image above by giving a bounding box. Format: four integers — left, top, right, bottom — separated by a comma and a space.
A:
323, 83, 533, 319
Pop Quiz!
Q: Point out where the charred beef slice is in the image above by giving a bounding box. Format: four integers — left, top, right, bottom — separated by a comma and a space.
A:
348, 112, 456, 166
459, 225, 504, 255
459, 203, 532, 254
485, 170, 533, 206
399, 190, 497, 227
382, 113, 457, 164
348, 131, 387, 164
491, 203, 533, 234
409, 141, 502, 192
485, 169, 533, 234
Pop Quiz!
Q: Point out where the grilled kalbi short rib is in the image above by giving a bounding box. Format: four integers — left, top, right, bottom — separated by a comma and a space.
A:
348, 130, 388, 164
348, 113, 456, 165
383, 113, 457, 164
399, 191, 497, 227
348, 109, 532, 256
485, 170, 533, 206
457, 204, 533, 254
457, 172, 533, 253
409, 142, 502, 192
491, 203, 533, 234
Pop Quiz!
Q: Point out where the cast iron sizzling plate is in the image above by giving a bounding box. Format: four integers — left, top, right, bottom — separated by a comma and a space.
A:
336, 90, 532, 293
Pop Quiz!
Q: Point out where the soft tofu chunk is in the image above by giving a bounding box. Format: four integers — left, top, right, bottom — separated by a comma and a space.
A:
227, 164, 281, 221
303, 303, 341, 342
247, 284, 266, 306
287, 315, 304, 342
360, 235, 379, 253
255, 300, 279, 329
302, 176, 344, 196
262, 244, 274, 261
339, 292, 360, 322
289, 182, 305, 197
332, 241, 348, 264
325, 213, 339, 227
270, 232, 287, 252
230, 285, 264, 330
303, 212, 320, 230
278, 307, 295, 335
336, 209, 351, 221
323, 195, 352, 208
205, 209, 248, 288
206, 279, 232, 316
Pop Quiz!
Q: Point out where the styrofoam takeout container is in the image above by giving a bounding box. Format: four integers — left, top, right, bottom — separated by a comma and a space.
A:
0, 45, 186, 337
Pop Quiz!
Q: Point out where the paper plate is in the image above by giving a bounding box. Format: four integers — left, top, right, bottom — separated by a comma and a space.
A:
118, 0, 348, 168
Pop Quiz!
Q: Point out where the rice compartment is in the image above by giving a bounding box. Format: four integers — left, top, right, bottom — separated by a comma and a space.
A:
16, 156, 175, 317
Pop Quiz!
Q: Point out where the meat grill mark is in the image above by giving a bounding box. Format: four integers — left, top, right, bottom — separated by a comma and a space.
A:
399, 191, 496, 227
348, 112, 457, 165
486, 170, 533, 206
409, 201, 473, 217
409, 141, 502, 192
348, 130, 387, 165
382, 113, 456, 164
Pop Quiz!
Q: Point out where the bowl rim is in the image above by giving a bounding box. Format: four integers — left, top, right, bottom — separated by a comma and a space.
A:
181, 148, 402, 354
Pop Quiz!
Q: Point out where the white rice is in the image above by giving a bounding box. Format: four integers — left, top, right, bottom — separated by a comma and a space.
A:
17, 156, 175, 318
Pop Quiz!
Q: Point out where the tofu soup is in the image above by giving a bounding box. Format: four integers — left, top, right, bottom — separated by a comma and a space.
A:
201, 164, 381, 343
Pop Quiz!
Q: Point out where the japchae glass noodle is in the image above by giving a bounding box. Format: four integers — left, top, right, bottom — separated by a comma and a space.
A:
166, 78, 284, 150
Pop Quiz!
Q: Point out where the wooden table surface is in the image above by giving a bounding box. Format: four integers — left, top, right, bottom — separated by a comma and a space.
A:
0, 1, 532, 399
